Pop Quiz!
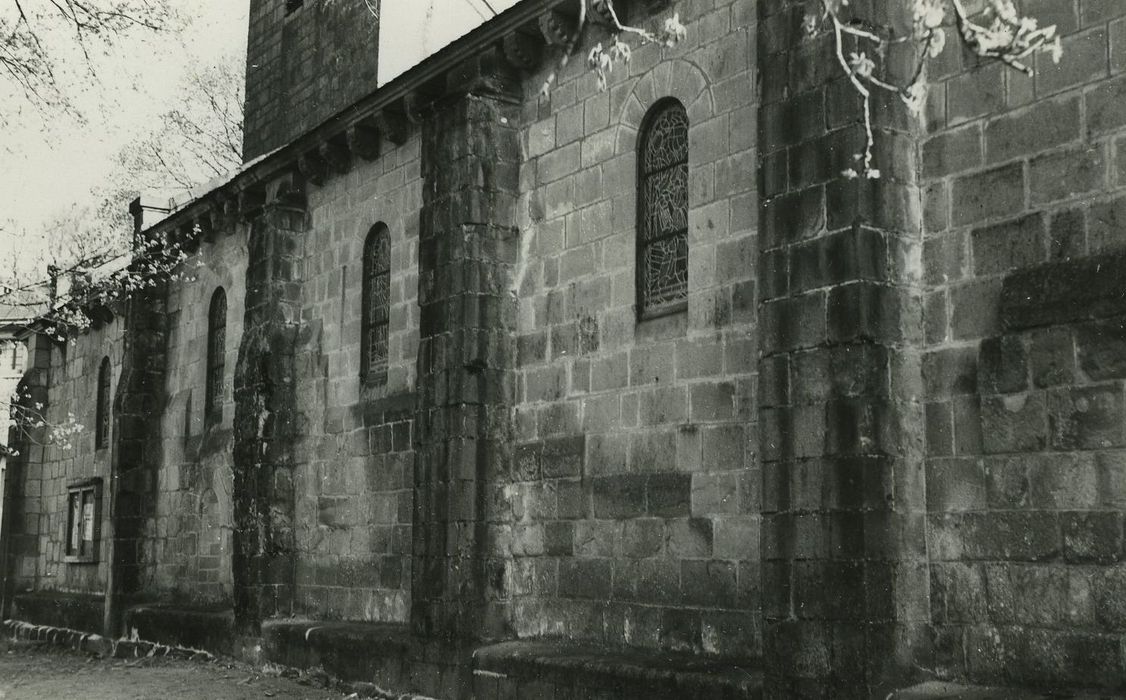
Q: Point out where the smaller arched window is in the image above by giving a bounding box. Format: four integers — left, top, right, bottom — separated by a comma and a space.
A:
637, 98, 690, 320
361, 224, 391, 386
95, 357, 111, 450
206, 288, 227, 423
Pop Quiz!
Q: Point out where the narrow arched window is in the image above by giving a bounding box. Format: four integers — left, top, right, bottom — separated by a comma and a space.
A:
361, 224, 391, 386
95, 357, 111, 450
637, 99, 689, 320
206, 288, 227, 423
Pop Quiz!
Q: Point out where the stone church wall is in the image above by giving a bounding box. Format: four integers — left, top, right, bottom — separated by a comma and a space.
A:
290, 134, 422, 623
920, 3, 1126, 688
153, 229, 249, 606
14, 318, 124, 598
504, 0, 760, 657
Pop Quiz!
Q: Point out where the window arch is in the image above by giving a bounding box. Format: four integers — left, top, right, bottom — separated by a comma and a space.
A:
95, 357, 111, 449
206, 287, 226, 422
637, 98, 689, 319
361, 223, 391, 386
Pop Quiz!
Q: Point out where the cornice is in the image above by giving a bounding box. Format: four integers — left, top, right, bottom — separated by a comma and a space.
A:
144, 0, 583, 243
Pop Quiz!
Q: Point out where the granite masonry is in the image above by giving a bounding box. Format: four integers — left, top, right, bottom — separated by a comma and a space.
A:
3, 0, 1126, 698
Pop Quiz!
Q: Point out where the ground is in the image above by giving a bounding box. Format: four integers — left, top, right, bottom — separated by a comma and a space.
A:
0, 637, 347, 700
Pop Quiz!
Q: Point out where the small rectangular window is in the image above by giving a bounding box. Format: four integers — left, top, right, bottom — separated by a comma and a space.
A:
65, 479, 102, 564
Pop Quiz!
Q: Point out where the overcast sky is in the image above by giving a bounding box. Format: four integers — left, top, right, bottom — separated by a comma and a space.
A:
0, 0, 520, 267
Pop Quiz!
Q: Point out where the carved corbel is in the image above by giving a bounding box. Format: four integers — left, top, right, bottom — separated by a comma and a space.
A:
239, 185, 267, 220
376, 106, 411, 146
347, 117, 381, 161
503, 29, 544, 72
297, 149, 329, 187
538, 8, 574, 46
320, 133, 353, 175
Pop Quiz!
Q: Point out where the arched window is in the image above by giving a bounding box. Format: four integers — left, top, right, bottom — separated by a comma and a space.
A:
206, 288, 226, 423
361, 224, 391, 385
637, 99, 689, 319
95, 357, 111, 449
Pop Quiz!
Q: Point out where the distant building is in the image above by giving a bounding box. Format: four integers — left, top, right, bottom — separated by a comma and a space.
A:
3, 1, 1126, 698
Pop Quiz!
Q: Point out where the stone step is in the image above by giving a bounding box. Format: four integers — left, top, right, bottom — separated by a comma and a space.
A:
893, 681, 1126, 700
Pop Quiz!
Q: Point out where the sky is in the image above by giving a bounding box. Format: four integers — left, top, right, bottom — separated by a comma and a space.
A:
0, 0, 520, 273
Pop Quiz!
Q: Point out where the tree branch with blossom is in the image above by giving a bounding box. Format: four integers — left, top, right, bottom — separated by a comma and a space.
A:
807, 0, 1063, 179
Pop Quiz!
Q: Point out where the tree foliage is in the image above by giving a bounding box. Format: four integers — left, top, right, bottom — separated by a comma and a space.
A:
0, 0, 179, 119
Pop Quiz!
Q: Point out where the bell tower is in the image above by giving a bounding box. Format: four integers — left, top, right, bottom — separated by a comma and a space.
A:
242, 0, 381, 160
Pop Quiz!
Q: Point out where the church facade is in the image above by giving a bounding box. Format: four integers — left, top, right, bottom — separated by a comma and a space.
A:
4, 0, 1126, 697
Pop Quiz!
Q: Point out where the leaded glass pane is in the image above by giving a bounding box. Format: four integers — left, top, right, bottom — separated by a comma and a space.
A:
642, 163, 688, 239
362, 227, 391, 384
642, 233, 689, 311
206, 290, 226, 419
369, 271, 390, 325
639, 101, 689, 317
642, 105, 689, 174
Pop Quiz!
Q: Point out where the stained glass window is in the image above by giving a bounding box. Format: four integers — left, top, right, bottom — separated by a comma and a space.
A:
206, 288, 226, 423
95, 357, 111, 449
362, 224, 391, 385
638, 99, 689, 319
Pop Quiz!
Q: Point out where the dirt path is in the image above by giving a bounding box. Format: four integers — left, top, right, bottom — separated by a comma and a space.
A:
0, 638, 347, 700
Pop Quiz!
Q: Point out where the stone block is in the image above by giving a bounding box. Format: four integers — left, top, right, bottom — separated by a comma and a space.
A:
541, 435, 585, 478
585, 433, 629, 475
984, 97, 1080, 164
558, 559, 611, 599
713, 515, 759, 562
926, 457, 987, 512
978, 335, 1027, 394
984, 564, 1077, 626
961, 512, 1061, 561
923, 125, 983, 178
926, 403, 954, 456
681, 560, 738, 608
971, 215, 1046, 276
592, 475, 646, 519
1092, 566, 1126, 628
630, 430, 677, 473
923, 347, 978, 398
950, 278, 1002, 340
1049, 208, 1086, 261
947, 63, 1005, 125
689, 382, 736, 422
545, 520, 574, 556
1029, 145, 1106, 204
632, 558, 682, 605
1000, 249, 1126, 331
951, 163, 1025, 227
1028, 327, 1076, 388
639, 386, 689, 426
1062, 512, 1123, 564
1087, 73, 1126, 135
647, 473, 692, 517
622, 518, 664, 558
930, 562, 987, 623
666, 517, 713, 558
1077, 317, 1126, 380
981, 393, 1048, 454
1048, 384, 1126, 449
691, 472, 739, 516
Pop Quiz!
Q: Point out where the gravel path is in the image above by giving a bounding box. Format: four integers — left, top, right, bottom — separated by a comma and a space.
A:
0, 638, 348, 700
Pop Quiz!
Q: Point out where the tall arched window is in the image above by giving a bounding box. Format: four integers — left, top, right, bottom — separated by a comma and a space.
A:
361, 224, 391, 386
206, 288, 226, 423
637, 99, 689, 320
95, 357, 111, 450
